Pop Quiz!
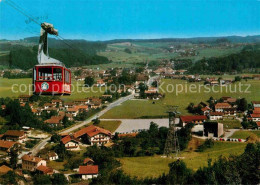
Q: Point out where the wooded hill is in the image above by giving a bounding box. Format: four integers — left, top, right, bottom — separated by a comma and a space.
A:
188, 45, 260, 73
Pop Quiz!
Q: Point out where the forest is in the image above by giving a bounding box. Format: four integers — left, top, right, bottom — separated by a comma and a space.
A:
189, 46, 260, 73
7, 40, 110, 70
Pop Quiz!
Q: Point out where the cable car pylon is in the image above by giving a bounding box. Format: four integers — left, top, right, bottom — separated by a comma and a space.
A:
163, 105, 181, 158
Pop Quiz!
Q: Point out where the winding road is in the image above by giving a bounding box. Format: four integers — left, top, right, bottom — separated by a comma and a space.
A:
19, 92, 135, 158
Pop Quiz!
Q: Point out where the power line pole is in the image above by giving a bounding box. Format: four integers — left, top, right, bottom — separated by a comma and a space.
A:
163, 106, 180, 157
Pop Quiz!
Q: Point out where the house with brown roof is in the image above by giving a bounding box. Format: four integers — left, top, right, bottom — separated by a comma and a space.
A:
22, 154, 46, 171
74, 99, 89, 105
180, 115, 208, 127
0, 165, 12, 175
18, 95, 31, 103
209, 112, 224, 120
74, 125, 112, 146
83, 158, 94, 165
215, 103, 232, 112
79, 165, 99, 180
64, 102, 75, 109
44, 116, 63, 127
67, 107, 79, 117
95, 79, 106, 87
3, 130, 26, 143
0, 140, 17, 152
61, 135, 80, 150
36, 165, 54, 175
201, 106, 212, 115
89, 98, 102, 109
46, 152, 59, 161
51, 99, 63, 107
44, 103, 55, 110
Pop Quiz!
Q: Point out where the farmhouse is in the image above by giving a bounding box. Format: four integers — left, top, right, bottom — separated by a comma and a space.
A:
36, 165, 54, 175
18, 95, 31, 103
0, 140, 16, 152
252, 101, 260, 108
74, 99, 89, 105
215, 103, 232, 112
0, 165, 12, 175
46, 152, 59, 161
44, 116, 63, 127
74, 125, 112, 146
83, 158, 94, 165
209, 112, 224, 120
180, 115, 207, 127
61, 135, 80, 150
201, 106, 212, 115
79, 165, 99, 180
51, 99, 63, 107
250, 114, 260, 122
3, 130, 26, 143
22, 154, 46, 171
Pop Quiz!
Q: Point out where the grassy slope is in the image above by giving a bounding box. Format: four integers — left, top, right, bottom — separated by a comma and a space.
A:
0, 78, 104, 101
102, 79, 260, 119
119, 141, 247, 178
230, 130, 260, 139
89, 120, 122, 132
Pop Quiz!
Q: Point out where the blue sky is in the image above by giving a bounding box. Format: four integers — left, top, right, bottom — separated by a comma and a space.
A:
0, 0, 260, 40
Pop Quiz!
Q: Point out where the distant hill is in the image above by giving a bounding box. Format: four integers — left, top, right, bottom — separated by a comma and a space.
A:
103, 35, 260, 44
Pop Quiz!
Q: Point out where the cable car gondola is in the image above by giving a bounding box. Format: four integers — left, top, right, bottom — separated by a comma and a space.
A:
33, 23, 71, 95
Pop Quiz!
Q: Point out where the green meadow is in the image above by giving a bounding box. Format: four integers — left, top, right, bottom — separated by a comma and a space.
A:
102, 79, 260, 119
119, 141, 247, 178
0, 77, 104, 101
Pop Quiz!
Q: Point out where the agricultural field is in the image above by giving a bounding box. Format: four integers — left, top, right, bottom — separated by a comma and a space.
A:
119, 141, 247, 178
102, 79, 260, 119
0, 77, 104, 101
95, 42, 244, 69
230, 130, 260, 139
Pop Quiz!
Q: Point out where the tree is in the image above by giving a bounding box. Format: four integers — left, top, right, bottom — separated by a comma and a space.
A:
84, 76, 94, 87
52, 173, 68, 184
124, 48, 132, 54
92, 117, 100, 125
237, 98, 248, 112
51, 134, 61, 143
168, 160, 193, 185
52, 173, 68, 185
33, 175, 52, 185
10, 145, 18, 168
235, 76, 241, 82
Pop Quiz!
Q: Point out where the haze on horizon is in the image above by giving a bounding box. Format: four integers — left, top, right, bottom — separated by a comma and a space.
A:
0, 0, 260, 41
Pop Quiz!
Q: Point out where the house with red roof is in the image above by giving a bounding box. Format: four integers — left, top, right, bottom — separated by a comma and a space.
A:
61, 135, 80, 150
201, 106, 212, 115
79, 165, 99, 180
180, 115, 207, 127
83, 158, 94, 165
250, 113, 260, 122
74, 125, 112, 146
22, 154, 46, 171
36, 165, 54, 175
0, 140, 17, 152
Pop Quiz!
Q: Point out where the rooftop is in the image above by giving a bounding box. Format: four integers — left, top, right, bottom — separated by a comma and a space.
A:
79, 165, 98, 175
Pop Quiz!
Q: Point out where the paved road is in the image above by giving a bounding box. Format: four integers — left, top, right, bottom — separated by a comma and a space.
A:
18, 93, 135, 158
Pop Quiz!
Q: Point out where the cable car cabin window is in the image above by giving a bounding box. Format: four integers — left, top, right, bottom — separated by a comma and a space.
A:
38, 68, 52, 81
53, 68, 62, 81
64, 69, 70, 83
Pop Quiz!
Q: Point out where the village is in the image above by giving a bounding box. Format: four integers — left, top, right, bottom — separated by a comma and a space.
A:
0, 62, 260, 183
